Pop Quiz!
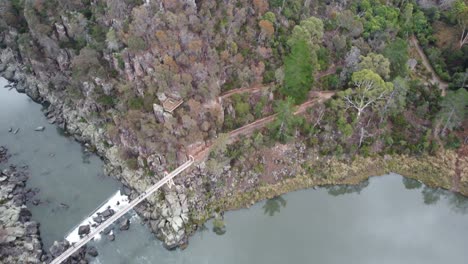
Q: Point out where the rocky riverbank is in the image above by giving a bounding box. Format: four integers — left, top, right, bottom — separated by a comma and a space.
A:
0, 146, 44, 263
0, 146, 99, 264
0, 45, 191, 248
207, 149, 468, 214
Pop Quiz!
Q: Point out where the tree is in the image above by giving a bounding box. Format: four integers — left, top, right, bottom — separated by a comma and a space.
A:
282, 39, 314, 103
262, 11, 276, 23
106, 29, 120, 51
287, 16, 323, 48
300, 16, 324, 45
338, 69, 394, 119
340, 46, 361, 83
71, 48, 104, 79
358, 52, 391, 80
437, 88, 468, 136
337, 10, 363, 37
400, 3, 413, 36
287, 25, 311, 47
383, 38, 409, 78
270, 98, 300, 143
253, 0, 269, 15
331, 35, 347, 56
259, 19, 274, 38
452, 0, 468, 47
380, 77, 408, 121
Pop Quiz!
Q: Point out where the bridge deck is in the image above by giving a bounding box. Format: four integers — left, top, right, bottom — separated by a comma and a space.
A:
50, 156, 194, 264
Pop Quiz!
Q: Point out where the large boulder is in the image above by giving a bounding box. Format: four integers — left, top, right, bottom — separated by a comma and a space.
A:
100, 208, 114, 218
87, 246, 98, 257
119, 218, 130, 231
93, 215, 103, 224
78, 225, 90, 236
153, 104, 165, 123
49, 241, 69, 257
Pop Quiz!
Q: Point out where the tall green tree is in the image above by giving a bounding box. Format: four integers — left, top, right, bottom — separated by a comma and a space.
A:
338, 69, 394, 119
282, 39, 314, 103
383, 38, 409, 78
437, 88, 468, 136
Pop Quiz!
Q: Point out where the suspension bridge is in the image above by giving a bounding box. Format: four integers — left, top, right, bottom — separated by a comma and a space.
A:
50, 156, 195, 264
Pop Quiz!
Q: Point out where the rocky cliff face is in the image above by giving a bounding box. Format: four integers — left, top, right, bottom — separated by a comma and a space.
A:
0, 0, 273, 248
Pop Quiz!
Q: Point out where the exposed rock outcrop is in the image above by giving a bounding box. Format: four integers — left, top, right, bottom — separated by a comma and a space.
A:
0, 147, 43, 263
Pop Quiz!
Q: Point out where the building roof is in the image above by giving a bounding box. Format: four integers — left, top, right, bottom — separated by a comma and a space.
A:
162, 98, 184, 113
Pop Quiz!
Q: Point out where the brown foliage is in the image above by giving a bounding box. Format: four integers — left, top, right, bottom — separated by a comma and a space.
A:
253, 0, 269, 15
188, 39, 203, 54
259, 20, 274, 37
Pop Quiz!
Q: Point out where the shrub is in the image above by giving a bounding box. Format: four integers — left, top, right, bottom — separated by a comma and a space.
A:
445, 134, 461, 149
126, 158, 139, 170
127, 36, 148, 51
128, 97, 144, 110
322, 74, 340, 90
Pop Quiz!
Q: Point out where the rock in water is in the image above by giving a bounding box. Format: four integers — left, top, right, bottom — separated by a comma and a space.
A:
13, 128, 19, 134
34, 126, 45, 131
78, 225, 90, 236
87, 246, 98, 257
101, 208, 114, 218
49, 241, 69, 257
93, 215, 103, 223
8, 127, 12, 132
107, 234, 115, 241
120, 218, 130, 231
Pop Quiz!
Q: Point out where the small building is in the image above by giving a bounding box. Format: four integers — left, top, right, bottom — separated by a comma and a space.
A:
162, 98, 184, 113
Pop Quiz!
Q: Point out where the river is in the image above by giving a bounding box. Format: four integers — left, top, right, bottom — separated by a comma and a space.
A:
0, 78, 121, 248
2, 78, 468, 263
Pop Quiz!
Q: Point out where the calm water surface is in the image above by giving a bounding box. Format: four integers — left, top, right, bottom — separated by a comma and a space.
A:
91, 174, 468, 264
2, 78, 468, 263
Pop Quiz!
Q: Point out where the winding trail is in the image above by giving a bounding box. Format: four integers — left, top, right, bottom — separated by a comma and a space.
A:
191, 91, 335, 160
220, 84, 272, 100
410, 35, 448, 96
220, 63, 342, 101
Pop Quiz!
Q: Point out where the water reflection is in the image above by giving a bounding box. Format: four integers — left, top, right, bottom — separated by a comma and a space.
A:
401, 179, 468, 215
421, 186, 443, 205
402, 177, 423, 189
325, 179, 369, 196
263, 196, 287, 216
82, 149, 91, 164
448, 193, 468, 214
92, 174, 468, 264
212, 217, 226, 235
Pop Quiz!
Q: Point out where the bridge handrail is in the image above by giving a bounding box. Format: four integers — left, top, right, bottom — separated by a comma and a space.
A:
50, 158, 194, 264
